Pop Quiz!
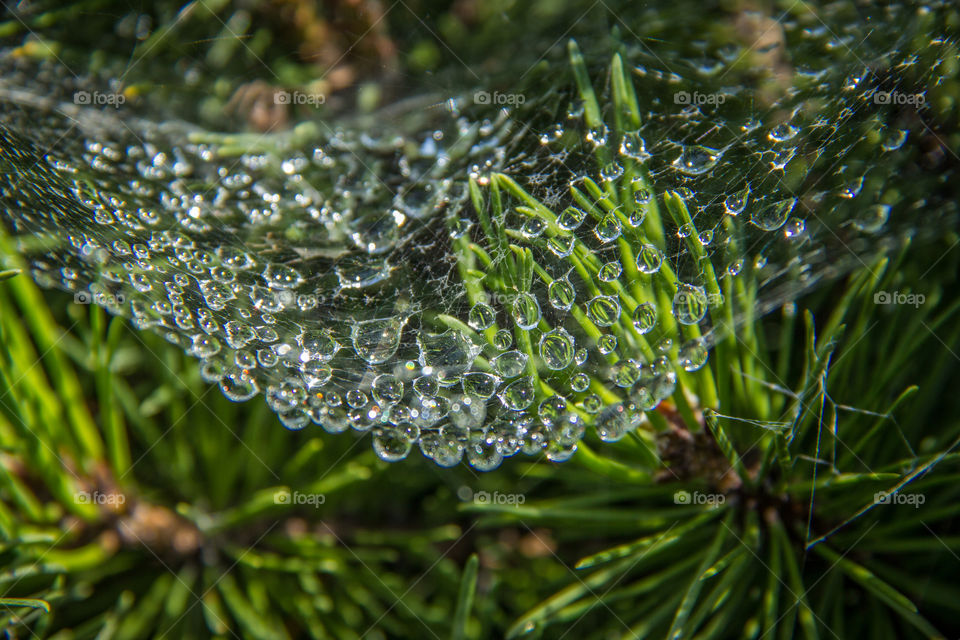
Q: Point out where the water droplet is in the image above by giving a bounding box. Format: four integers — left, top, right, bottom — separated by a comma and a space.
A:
585, 126, 608, 148
673, 284, 708, 325
548, 278, 576, 311
586, 295, 621, 327
492, 350, 528, 377
672, 145, 722, 176
614, 360, 642, 387
570, 373, 590, 392
595, 402, 643, 442
468, 301, 495, 330
352, 316, 405, 364
413, 375, 439, 397
839, 176, 864, 199
581, 394, 602, 413
494, 329, 513, 350
521, 217, 546, 239
632, 187, 652, 208
853, 204, 890, 234
636, 244, 663, 274
220, 371, 258, 401
597, 334, 618, 355
598, 261, 623, 282
512, 293, 541, 330
594, 214, 622, 243
539, 328, 575, 370
619, 132, 649, 161
679, 339, 709, 371
262, 264, 303, 289
373, 429, 412, 462
600, 162, 624, 182
462, 372, 498, 398
724, 186, 750, 215
538, 395, 568, 426
558, 207, 586, 231
499, 377, 535, 411
750, 197, 797, 231
417, 331, 481, 383
372, 374, 404, 405
768, 124, 799, 142
632, 302, 657, 334
881, 129, 908, 151
783, 217, 805, 239
547, 235, 575, 258
346, 389, 368, 409
467, 436, 503, 471
298, 330, 339, 361
199, 280, 235, 311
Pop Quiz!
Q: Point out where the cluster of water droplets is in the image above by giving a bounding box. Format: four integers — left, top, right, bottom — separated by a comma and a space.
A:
0, 0, 956, 469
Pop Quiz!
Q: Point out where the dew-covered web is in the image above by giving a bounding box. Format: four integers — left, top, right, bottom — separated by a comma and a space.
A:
0, 1, 956, 470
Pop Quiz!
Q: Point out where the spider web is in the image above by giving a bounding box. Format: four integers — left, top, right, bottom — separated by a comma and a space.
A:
0, 1, 957, 470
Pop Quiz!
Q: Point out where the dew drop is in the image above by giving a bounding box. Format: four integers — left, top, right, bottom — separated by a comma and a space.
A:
632, 302, 657, 334
547, 235, 575, 258
520, 217, 546, 239
586, 295, 621, 327
853, 204, 890, 234
570, 373, 590, 392
548, 278, 576, 311
373, 429, 413, 462
512, 292, 542, 330
597, 334, 618, 355
636, 244, 663, 274
499, 377, 535, 411
783, 217, 805, 239
558, 207, 586, 231
468, 301, 496, 331
262, 264, 304, 289
673, 284, 708, 325
724, 186, 750, 216
839, 176, 864, 199
594, 214, 622, 243
462, 372, 498, 398
600, 162, 624, 182
672, 145, 722, 176
492, 350, 529, 377
619, 132, 649, 161
679, 339, 709, 371
372, 374, 404, 405
539, 328, 576, 370
352, 316, 405, 364
750, 197, 797, 231
595, 402, 643, 442
598, 261, 623, 282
